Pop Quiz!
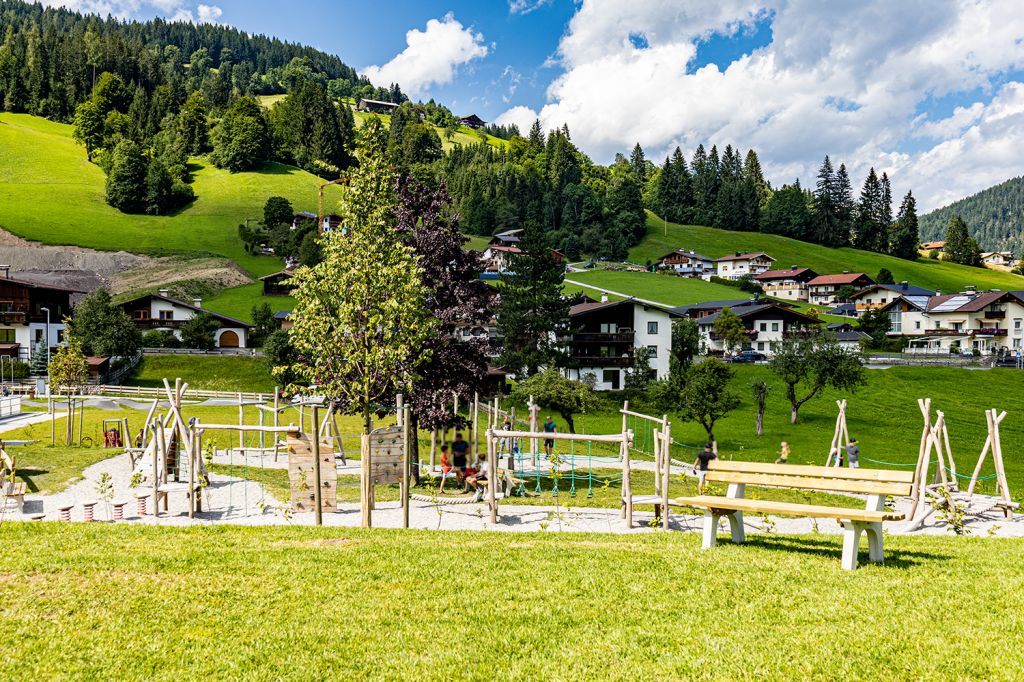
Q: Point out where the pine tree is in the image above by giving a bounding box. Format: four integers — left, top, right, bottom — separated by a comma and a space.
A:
813, 155, 842, 246
629, 142, 647, 183
944, 214, 982, 266
527, 118, 545, 155
835, 163, 854, 243
855, 167, 883, 251
879, 172, 894, 251
497, 221, 570, 377
670, 146, 693, 221
105, 138, 147, 213
889, 190, 919, 260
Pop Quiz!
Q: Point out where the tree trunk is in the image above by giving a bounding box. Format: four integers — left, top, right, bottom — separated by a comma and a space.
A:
562, 412, 576, 434
361, 402, 372, 528
410, 412, 421, 485
756, 405, 765, 436
791, 403, 799, 424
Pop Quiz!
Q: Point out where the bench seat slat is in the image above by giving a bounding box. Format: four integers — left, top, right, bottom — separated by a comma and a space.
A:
3, 481, 27, 496
672, 496, 905, 523
708, 459, 915, 483
705, 470, 913, 497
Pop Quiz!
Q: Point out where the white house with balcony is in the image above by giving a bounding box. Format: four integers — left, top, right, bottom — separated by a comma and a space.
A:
753, 267, 818, 301
880, 290, 1024, 353
120, 290, 252, 349
715, 252, 775, 281
696, 302, 821, 356
847, 282, 934, 317
564, 298, 677, 391
807, 272, 875, 306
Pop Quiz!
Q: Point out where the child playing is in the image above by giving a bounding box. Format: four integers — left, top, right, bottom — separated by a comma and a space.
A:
438, 444, 458, 494
775, 441, 790, 464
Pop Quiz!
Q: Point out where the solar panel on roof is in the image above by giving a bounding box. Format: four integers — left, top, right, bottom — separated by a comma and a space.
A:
931, 295, 971, 312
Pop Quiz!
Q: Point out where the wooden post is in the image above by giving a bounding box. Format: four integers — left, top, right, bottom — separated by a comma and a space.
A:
259, 401, 266, 450
237, 392, 244, 458
966, 409, 994, 498
273, 387, 280, 461
471, 392, 479, 465
908, 398, 931, 519
941, 417, 957, 483
152, 421, 162, 517
618, 395, 626, 518
188, 424, 196, 519
990, 409, 1011, 508
487, 430, 497, 525
77, 398, 84, 446
451, 393, 459, 447
311, 404, 322, 526
403, 405, 411, 529
662, 421, 671, 531
429, 428, 437, 468
652, 425, 661, 496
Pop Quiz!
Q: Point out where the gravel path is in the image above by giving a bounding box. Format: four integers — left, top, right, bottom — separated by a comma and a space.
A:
4, 454, 1020, 537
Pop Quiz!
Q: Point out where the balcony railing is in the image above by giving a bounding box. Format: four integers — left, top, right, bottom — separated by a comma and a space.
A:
972, 328, 1006, 336
572, 332, 635, 343
134, 318, 188, 329
0, 311, 27, 324
982, 310, 1006, 319
570, 355, 634, 368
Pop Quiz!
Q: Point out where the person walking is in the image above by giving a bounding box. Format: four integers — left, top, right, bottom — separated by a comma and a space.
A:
845, 438, 860, 469
543, 416, 557, 457
694, 443, 717, 490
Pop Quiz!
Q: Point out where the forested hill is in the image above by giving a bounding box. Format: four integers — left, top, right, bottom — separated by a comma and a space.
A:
0, 0, 406, 120
919, 176, 1024, 255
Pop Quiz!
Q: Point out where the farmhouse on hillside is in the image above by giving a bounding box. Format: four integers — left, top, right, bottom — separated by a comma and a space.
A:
563, 298, 677, 391
880, 289, 1024, 353
481, 245, 565, 274
0, 272, 80, 362
714, 252, 775, 280
695, 302, 821, 356
356, 98, 399, 114
919, 240, 946, 253
654, 249, 716, 278
120, 290, 252, 349
848, 281, 934, 316
824, 322, 872, 350
488, 229, 522, 248
753, 266, 818, 302
981, 251, 1015, 268
259, 269, 295, 296
670, 297, 797, 320
807, 272, 874, 306
459, 114, 486, 129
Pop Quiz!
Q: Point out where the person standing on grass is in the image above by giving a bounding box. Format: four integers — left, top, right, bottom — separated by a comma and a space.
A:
775, 441, 790, 464
694, 443, 717, 490
451, 433, 470, 490
499, 417, 512, 454
438, 444, 456, 495
845, 438, 860, 469
543, 415, 557, 457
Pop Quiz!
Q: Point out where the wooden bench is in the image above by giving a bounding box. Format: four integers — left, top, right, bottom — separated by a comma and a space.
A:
1, 447, 26, 513
672, 460, 914, 570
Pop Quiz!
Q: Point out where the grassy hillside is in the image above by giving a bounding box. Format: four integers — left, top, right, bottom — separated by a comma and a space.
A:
636, 213, 1024, 293
564, 270, 743, 306
919, 175, 1024, 253
3, 523, 1024, 679
203, 282, 294, 323
0, 113, 341, 277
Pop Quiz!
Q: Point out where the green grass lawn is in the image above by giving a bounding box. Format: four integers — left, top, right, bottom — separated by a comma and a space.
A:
125, 355, 278, 393
565, 269, 755, 306
202, 282, 294, 323
2, 523, 1022, 679
0, 113, 340, 277
635, 212, 1024, 293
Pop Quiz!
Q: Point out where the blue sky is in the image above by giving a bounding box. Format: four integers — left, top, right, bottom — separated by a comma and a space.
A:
46, 1, 1024, 211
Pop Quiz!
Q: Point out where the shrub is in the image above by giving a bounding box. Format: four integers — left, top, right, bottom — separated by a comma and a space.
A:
142, 330, 180, 348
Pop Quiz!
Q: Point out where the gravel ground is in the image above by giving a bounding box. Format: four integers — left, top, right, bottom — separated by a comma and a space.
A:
3, 453, 1019, 537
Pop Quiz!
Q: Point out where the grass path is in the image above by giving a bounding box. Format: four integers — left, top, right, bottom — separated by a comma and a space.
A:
1, 523, 1022, 679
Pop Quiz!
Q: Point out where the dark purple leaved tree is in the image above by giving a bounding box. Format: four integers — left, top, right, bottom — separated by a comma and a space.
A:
394, 175, 493, 469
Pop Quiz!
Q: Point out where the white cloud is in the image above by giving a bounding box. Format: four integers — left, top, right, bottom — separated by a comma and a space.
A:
509, 0, 552, 15
363, 14, 489, 99
501, 0, 1024, 211
39, 0, 223, 24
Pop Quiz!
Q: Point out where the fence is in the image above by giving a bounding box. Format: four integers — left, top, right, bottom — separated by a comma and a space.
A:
143, 348, 264, 357
865, 353, 996, 367
88, 384, 273, 402
0, 396, 21, 418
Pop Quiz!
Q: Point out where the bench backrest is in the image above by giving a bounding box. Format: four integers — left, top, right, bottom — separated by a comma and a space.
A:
705, 460, 914, 497
0, 447, 13, 475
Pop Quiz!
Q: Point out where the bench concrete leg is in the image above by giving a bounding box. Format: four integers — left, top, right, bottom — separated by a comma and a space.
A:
728, 511, 745, 544
841, 521, 866, 571
702, 511, 718, 549
865, 522, 884, 563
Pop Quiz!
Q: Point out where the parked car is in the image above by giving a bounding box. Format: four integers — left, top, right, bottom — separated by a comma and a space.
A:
726, 350, 766, 363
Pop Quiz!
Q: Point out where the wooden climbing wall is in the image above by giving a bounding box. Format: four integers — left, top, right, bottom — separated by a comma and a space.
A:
369, 426, 404, 485
287, 434, 337, 512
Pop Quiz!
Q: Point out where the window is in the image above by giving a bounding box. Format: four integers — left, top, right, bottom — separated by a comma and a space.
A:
757, 342, 765, 351
646, 345, 657, 357
759, 322, 767, 332
56, 329, 64, 343
647, 321, 658, 334
771, 322, 779, 332
134, 310, 150, 321
602, 370, 620, 390
1015, 319, 1022, 330
915, 321, 921, 330
599, 323, 617, 334
34, 329, 43, 342
0, 329, 14, 343
159, 310, 174, 321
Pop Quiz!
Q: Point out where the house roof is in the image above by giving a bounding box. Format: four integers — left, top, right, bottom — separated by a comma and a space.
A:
697, 302, 820, 326
0, 274, 87, 293
274, 310, 291, 320
920, 241, 946, 249
359, 98, 398, 107
487, 245, 521, 253
834, 331, 871, 342
459, 114, 486, 124
827, 302, 858, 316
570, 298, 680, 319
754, 267, 816, 281
259, 269, 294, 281
808, 273, 872, 286
850, 282, 934, 298
121, 293, 252, 328
669, 298, 761, 315
715, 252, 775, 263
658, 249, 713, 262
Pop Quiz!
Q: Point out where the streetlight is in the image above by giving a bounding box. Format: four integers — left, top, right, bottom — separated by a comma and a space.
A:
40, 307, 50, 366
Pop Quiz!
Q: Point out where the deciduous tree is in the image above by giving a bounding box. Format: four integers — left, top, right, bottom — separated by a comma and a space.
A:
769, 335, 866, 423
